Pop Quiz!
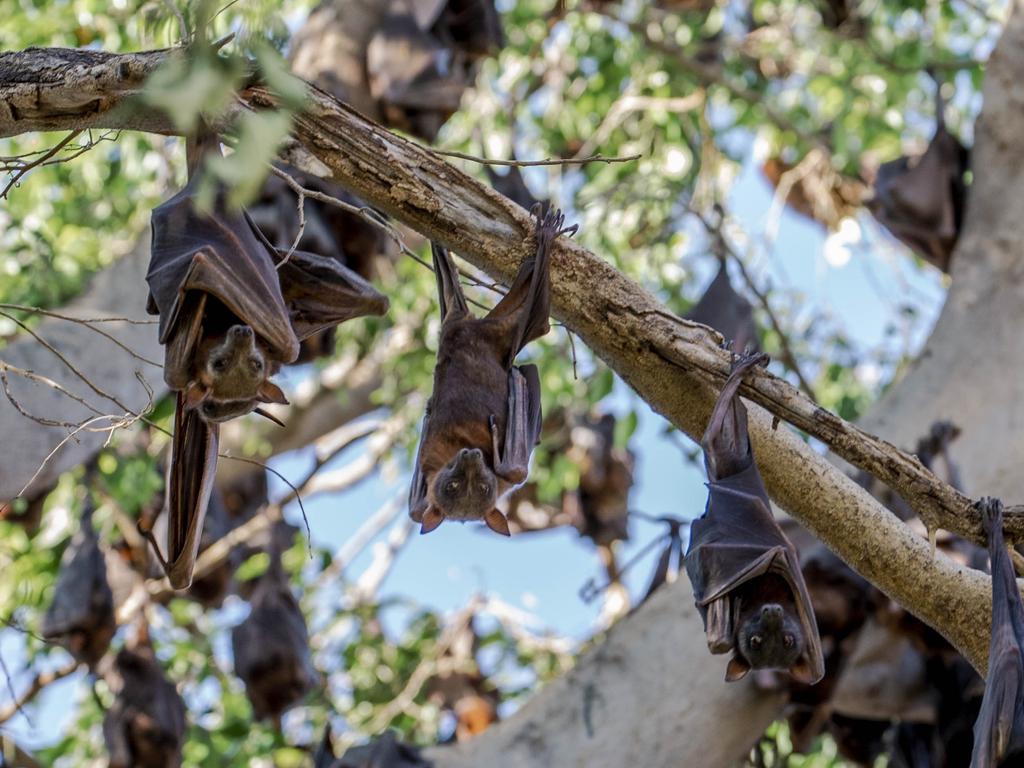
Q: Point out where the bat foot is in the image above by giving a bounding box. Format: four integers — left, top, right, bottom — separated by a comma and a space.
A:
729, 348, 770, 376
976, 496, 1005, 538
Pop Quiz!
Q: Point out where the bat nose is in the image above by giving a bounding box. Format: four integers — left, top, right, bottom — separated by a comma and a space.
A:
761, 604, 783, 619
458, 448, 483, 459
229, 325, 254, 339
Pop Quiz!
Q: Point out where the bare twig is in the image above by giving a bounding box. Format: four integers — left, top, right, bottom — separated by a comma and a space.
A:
0, 660, 80, 725
1, 130, 82, 199
432, 149, 641, 167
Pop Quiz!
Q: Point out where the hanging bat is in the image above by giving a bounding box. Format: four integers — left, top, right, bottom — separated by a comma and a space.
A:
971, 497, 1024, 768
684, 350, 824, 683
41, 496, 116, 669
869, 83, 969, 274
143, 130, 388, 589
231, 526, 317, 725
103, 640, 187, 768
408, 206, 577, 536
686, 260, 758, 354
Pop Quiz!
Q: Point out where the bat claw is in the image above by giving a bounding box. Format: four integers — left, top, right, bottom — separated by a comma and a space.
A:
976, 496, 1004, 538
729, 349, 769, 376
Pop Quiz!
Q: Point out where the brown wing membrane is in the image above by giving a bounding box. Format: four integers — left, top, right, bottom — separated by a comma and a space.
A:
147, 133, 299, 387
684, 351, 824, 684
971, 497, 1024, 768
144, 393, 219, 590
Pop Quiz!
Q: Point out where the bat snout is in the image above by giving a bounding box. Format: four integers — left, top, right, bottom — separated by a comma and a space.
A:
229, 325, 255, 339
761, 604, 784, 620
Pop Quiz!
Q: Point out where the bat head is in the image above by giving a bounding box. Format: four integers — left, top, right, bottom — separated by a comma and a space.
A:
421, 448, 510, 536
186, 324, 288, 422
728, 602, 809, 682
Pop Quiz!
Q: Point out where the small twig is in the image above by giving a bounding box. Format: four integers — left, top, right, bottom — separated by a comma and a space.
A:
0, 659, 80, 725
1, 130, 82, 199
432, 149, 641, 167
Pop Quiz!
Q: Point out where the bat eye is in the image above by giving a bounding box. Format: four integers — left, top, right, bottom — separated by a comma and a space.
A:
249, 357, 263, 373
446, 481, 459, 493
749, 635, 762, 649
212, 358, 228, 372
783, 634, 795, 648
478, 483, 489, 495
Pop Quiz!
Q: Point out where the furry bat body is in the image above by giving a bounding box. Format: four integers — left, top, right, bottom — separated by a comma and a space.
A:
869, 88, 969, 274
41, 498, 115, 668
408, 207, 576, 536
971, 497, 1024, 768
231, 529, 317, 724
145, 131, 388, 588
684, 351, 824, 683
103, 642, 187, 768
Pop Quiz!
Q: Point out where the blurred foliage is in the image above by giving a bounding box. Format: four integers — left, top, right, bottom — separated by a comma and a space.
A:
0, 0, 1008, 765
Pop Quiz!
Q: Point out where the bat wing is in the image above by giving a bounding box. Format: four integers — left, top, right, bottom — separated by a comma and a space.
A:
493, 364, 543, 485
265, 241, 390, 340
408, 412, 432, 522
163, 394, 219, 589
148, 178, 299, 386
972, 498, 1024, 767
685, 464, 824, 683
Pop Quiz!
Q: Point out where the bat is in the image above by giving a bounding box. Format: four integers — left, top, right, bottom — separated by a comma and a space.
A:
971, 497, 1024, 768
231, 527, 317, 725
318, 731, 432, 768
103, 640, 187, 768
408, 206, 577, 536
365, 0, 503, 140
686, 260, 758, 354
41, 496, 116, 669
684, 350, 824, 683
869, 84, 969, 274
143, 129, 388, 589
564, 413, 634, 546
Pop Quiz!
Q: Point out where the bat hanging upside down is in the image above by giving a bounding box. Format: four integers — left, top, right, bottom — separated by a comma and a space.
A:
142, 129, 388, 588
408, 206, 577, 536
970, 497, 1024, 768
684, 350, 824, 684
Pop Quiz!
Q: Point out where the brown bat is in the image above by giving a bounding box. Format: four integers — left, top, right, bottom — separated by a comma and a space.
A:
686, 259, 758, 354
971, 497, 1024, 767
231, 526, 317, 725
408, 206, 576, 536
41, 496, 116, 669
684, 350, 824, 683
144, 130, 388, 589
869, 84, 969, 274
103, 637, 187, 768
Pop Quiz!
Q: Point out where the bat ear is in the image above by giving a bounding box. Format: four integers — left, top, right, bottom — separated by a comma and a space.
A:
184, 381, 210, 410
484, 509, 511, 537
420, 507, 444, 535
788, 656, 815, 685
724, 655, 751, 682
258, 381, 289, 405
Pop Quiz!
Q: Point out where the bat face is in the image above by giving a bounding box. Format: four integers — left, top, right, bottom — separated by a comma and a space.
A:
185, 325, 289, 423
735, 597, 805, 676
430, 448, 499, 521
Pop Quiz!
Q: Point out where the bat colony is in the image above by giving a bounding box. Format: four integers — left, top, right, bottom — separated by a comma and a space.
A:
116, 80, 1013, 763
